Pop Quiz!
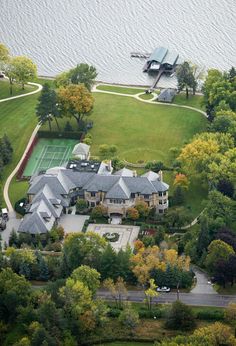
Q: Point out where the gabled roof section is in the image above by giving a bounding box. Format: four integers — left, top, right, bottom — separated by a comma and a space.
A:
114, 168, 134, 177
72, 143, 90, 155
83, 175, 119, 192
158, 88, 176, 102
152, 180, 169, 192
106, 178, 131, 199
18, 211, 54, 234
141, 171, 159, 181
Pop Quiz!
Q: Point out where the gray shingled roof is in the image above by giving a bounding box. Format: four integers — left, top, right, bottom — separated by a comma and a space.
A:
157, 89, 176, 103
18, 212, 55, 234
152, 180, 169, 192
106, 178, 131, 199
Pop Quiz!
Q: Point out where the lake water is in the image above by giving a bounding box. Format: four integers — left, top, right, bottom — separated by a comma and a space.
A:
1, 0, 236, 86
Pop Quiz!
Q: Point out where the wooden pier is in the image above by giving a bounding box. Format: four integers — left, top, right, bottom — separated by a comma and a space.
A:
130, 52, 151, 59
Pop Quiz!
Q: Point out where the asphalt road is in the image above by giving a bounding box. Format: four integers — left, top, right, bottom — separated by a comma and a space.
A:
97, 290, 236, 308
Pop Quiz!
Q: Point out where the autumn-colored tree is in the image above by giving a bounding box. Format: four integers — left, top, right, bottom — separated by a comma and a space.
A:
173, 173, 189, 189
144, 279, 159, 310
103, 277, 127, 308
127, 207, 139, 220
91, 204, 107, 219
58, 84, 94, 127
135, 201, 150, 218
11, 56, 37, 89
225, 302, 236, 323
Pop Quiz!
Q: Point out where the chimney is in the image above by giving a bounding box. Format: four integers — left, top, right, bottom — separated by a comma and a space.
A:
107, 160, 112, 172
158, 170, 163, 181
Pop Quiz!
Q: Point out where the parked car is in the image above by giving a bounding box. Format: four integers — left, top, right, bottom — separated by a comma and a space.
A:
0, 218, 6, 231
157, 286, 170, 292
1, 208, 8, 221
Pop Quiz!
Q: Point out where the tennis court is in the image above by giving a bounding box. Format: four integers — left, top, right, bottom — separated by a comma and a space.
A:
23, 138, 77, 177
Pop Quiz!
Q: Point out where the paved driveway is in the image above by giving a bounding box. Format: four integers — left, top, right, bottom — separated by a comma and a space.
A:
191, 267, 217, 294
59, 214, 90, 234
0, 212, 22, 247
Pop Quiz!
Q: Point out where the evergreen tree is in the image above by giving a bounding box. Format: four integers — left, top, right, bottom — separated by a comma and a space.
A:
100, 244, 118, 280
9, 229, 18, 247
19, 262, 31, 280
38, 257, 49, 281
172, 185, 185, 205
36, 83, 60, 131
196, 216, 210, 259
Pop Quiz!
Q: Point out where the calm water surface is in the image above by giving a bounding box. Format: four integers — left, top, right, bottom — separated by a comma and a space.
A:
1, 0, 236, 86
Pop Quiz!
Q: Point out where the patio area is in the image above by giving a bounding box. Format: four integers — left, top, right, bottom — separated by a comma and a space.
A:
86, 224, 140, 251
59, 214, 90, 234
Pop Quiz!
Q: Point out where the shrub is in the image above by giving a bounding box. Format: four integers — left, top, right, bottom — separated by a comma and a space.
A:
83, 137, 92, 145
119, 303, 139, 330
64, 121, 73, 132
76, 199, 88, 212
91, 205, 107, 219
165, 301, 196, 330
225, 302, 236, 322
196, 308, 224, 321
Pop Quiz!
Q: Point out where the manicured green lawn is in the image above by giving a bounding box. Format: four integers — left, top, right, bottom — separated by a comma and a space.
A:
174, 94, 205, 110
89, 94, 207, 164
0, 79, 37, 99
96, 84, 146, 94
0, 93, 39, 205
9, 178, 29, 209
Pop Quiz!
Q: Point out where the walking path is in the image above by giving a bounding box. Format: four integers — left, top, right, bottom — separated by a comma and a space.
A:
93, 84, 207, 118
0, 82, 42, 103
1, 82, 42, 246
191, 266, 217, 294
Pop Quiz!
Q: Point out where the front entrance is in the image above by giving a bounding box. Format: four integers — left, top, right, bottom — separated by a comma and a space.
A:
110, 213, 122, 225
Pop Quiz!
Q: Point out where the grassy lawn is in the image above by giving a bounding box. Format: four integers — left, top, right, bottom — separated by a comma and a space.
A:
0, 93, 39, 205
90, 94, 207, 164
174, 94, 205, 110
8, 178, 29, 209
0, 79, 37, 99
214, 283, 236, 295
138, 93, 155, 100
96, 84, 146, 94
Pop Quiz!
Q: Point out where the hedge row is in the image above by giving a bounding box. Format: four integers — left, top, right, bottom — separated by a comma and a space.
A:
37, 130, 84, 140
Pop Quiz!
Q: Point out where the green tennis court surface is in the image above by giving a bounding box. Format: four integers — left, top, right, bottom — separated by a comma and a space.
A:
23, 138, 77, 177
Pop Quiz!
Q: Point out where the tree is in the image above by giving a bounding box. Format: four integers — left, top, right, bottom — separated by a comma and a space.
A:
36, 83, 60, 131
62, 232, 106, 273
0, 134, 13, 165
71, 265, 100, 296
119, 303, 139, 333
68, 63, 97, 91
76, 198, 88, 212
172, 186, 185, 205
196, 216, 210, 260
127, 207, 139, 220
60, 277, 108, 333
205, 239, 235, 275
0, 268, 31, 322
144, 279, 159, 310
0, 43, 9, 64
98, 144, 118, 160
176, 61, 197, 98
165, 300, 196, 330
205, 190, 235, 226
217, 179, 235, 198
174, 173, 189, 189
100, 243, 118, 280
165, 207, 191, 228
91, 204, 107, 219
55, 63, 97, 91
58, 84, 94, 127
225, 302, 236, 323
11, 56, 37, 89
135, 201, 149, 218
103, 277, 127, 308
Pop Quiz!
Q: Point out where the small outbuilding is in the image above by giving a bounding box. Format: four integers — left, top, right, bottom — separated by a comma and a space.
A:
157, 88, 176, 103
72, 143, 90, 160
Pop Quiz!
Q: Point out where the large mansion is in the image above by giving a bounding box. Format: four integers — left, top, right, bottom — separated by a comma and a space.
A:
18, 160, 169, 234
